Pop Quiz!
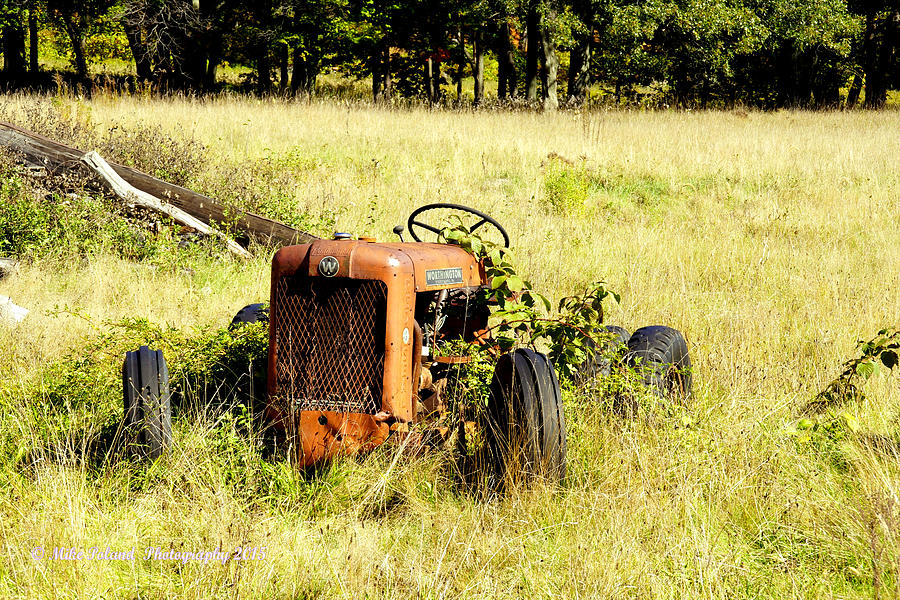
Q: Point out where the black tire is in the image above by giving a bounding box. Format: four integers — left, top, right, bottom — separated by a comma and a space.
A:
483, 348, 566, 487
577, 325, 631, 381
229, 303, 268, 329
122, 346, 172, 459
625, 326, 692, 401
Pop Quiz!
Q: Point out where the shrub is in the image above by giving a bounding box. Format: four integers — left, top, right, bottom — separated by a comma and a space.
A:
0, 314, 269, 470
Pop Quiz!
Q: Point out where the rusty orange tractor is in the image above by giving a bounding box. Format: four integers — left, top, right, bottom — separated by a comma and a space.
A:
121, 203, 690, 484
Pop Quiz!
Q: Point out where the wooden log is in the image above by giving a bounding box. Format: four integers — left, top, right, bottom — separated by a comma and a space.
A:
82, 151, 252, 259
0, 120, 318, 247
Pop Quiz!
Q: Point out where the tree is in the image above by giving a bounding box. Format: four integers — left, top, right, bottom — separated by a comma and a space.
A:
846, 0, 900, 108
279, 0, 354, 96
46, 0, 116, 81
567, 0, 595, 104
120, 0, 220, 91
742, 0, 857, 107
1, 1, 28, 77
496, 18, 518, 99
28, 1, 39, 73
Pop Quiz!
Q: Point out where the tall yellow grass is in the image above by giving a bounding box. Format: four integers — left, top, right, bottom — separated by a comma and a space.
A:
1, 93, 899, 598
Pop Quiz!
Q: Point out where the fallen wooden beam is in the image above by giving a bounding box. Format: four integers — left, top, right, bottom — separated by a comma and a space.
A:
0, 120, 318, 247
82, 151, 252, 259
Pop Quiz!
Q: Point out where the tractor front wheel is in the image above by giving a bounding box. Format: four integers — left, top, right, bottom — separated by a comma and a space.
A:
483, 348, 566, 487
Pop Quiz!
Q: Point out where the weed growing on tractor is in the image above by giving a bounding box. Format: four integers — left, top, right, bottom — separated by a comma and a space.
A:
440, 218, 621, 379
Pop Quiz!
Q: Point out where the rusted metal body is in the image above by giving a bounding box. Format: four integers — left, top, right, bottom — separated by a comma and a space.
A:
267, 238, 486, 467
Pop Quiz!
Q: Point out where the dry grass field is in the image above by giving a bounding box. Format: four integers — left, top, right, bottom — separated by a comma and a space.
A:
1, 93, 899, 598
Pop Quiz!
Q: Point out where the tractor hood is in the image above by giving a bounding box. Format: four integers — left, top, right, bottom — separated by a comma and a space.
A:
270, 239, 486, 291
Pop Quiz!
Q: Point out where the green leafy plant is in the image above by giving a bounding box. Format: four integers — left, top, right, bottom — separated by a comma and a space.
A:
815, 328, 900, 407
0, 312, 269, 469
439, 219, 620, 382
0, 158, 237, 264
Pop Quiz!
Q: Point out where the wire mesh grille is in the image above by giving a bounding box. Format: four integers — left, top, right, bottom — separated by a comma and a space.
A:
272, 276, 387, 414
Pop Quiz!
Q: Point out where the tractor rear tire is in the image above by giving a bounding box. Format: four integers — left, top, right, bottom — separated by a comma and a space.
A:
625, 326, 692, 401
122, 346, 172, 459
483, 348, 566, 487
577, 325, 631, 381
229, 303, 268, 329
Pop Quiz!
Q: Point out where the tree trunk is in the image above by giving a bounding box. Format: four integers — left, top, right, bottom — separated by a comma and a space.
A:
538, 17, 559, 111
59, 11, 88, 81
28, 8, 38, 73
525, 6, 540, 102
61, 10, 88, 81
205, 37, 221, 91
383, 46, 392, 100
254, 0, 272, 95
848, 13, 874, 108
425, 57, 435, 103
279, 42, 289, 92
863, 12, 882, 109
778, 39, 809, 108
435, 58, 444, 102
567, 28, 591, 104
497, 21, 516, 99
372, 49, 383, 102
811, 50, 841, 109
473, 30, 484, 106
373, 43, 391, 103
867, 11, 899, 109
256, 40, 271, 94
182, 30, 207, 91
846, 73, 863, 108
290, 45, 318, 96
2, 25, 27, 76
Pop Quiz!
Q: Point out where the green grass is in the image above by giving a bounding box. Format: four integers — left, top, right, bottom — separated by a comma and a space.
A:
0, 92, 899, 598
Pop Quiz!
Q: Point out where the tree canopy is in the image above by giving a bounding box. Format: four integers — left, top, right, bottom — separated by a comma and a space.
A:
1, 0, 898, 108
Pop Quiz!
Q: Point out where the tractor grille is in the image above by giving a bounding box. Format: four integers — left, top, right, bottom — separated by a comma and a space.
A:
272, 276, 387, 414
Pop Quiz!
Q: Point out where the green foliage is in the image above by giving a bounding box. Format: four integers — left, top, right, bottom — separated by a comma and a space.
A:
0, 169, 152, 260
542, 164, 597, 212
196, 150, 339, 237
96, 123, 207, 187
0, 166, 238, 265
816, 328, 900, 407
787, 410, 859, 471
0, 313, 269, 469
788, 328, 899, 468
433, 338, 494, 412
15, 0, 892, 108
440, 218, 619, 383
1, 99, 207, 189
542, 164, 671, 213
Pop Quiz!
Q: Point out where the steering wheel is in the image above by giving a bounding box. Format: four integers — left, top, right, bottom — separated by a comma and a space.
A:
407, 203, 510, 248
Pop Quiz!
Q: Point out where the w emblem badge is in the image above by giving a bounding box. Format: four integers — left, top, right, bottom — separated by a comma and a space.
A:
318, 256, 339, 277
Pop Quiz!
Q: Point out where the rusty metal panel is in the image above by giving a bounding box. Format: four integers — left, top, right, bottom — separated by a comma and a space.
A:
380, 243, 485, 292
271, 275, 387, 415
